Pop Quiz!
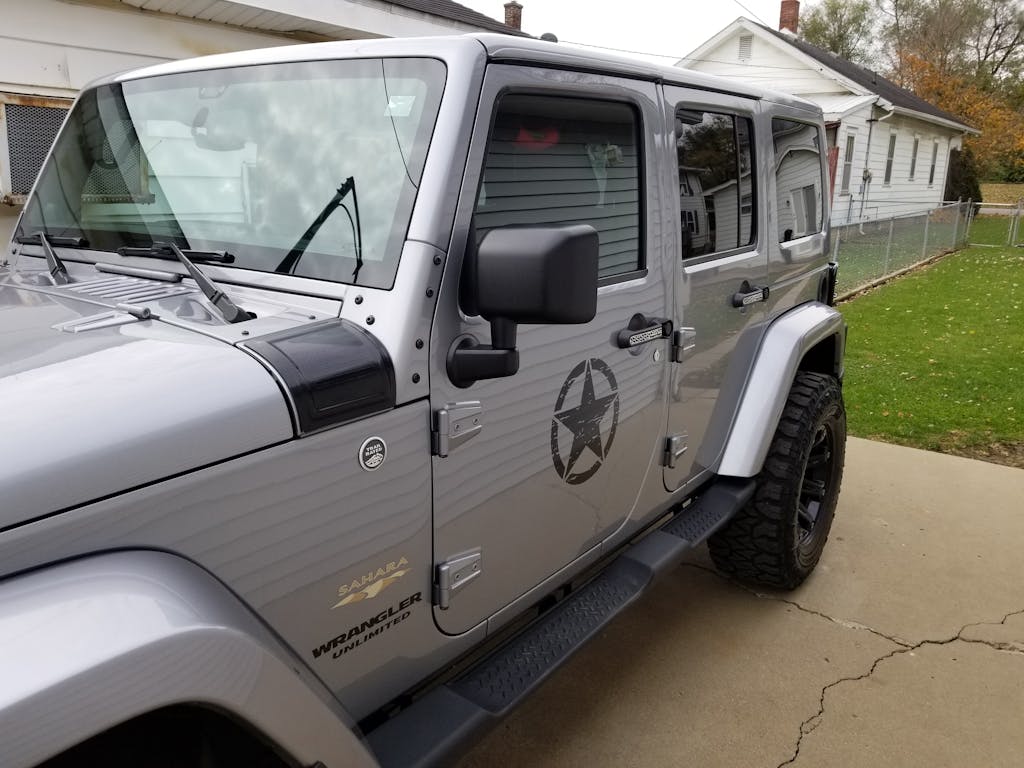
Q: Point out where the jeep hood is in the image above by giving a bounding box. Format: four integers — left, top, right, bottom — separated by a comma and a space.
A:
0, 280, 293, 524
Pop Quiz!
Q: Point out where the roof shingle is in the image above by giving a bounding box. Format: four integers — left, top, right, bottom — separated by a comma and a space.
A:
390, 0, 529, 36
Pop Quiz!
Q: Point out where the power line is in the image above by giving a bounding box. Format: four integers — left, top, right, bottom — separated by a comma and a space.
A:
730, 0, 770, 26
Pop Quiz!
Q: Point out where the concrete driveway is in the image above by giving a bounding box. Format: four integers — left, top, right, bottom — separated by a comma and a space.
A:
458, 437, 1024, 767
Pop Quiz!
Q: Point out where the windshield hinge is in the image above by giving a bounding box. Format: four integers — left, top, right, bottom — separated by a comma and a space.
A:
434, 549, 483, 610
431, 401, 483, 458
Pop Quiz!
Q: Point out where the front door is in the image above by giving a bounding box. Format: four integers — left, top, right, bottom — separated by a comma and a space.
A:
663, 88, 770, 490
429, 71, 668, 635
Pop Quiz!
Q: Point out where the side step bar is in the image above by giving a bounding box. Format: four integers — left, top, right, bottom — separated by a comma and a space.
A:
365, 478, 755, 768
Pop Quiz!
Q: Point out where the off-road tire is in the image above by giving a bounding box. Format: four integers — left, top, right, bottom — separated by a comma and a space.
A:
708, 371, 846, 589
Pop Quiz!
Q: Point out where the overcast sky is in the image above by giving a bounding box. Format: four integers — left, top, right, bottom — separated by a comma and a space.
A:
457, 0, 789, 64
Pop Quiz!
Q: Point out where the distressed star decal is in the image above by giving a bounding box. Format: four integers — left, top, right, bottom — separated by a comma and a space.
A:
550, 359, 619, 485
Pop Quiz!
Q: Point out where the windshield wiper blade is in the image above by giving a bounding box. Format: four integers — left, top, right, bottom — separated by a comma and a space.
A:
158, 242, 252, 324
118, 245, 234, 263
16, 233, 89, 249
275, 176, 362, 280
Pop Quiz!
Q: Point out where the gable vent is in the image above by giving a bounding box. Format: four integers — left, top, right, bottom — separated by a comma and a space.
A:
738, 35, 753, 61
66, 276, 195, 304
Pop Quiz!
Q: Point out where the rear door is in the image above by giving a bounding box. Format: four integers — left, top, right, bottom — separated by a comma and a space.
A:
662, 88, 769, 490
429, 68, 669, 636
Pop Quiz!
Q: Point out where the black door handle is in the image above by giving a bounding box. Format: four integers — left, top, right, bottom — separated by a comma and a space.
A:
616, 314, 672, 348
732, 281, 769, 308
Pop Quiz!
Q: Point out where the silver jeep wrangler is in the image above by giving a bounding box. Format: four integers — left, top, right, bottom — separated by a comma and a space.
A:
1, 34, 846, 768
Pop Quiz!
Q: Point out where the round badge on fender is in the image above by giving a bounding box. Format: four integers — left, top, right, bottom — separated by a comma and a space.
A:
359, 437, 387, 471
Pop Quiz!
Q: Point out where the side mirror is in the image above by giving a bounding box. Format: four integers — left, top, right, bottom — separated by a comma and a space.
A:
449, 224, 599, 388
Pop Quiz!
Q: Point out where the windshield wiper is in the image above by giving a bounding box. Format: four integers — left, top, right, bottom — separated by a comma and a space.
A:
16, 233, 89, 249
16, 231, 72, 284
118, 245, 234, 263
135, 241, 253, 324
274, 176, 363, 281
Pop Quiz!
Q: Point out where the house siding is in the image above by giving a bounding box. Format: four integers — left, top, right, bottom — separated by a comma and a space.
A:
686, 34, 846, 96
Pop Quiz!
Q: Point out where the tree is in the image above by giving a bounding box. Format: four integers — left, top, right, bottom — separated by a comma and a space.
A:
800, 0, 878, 63
944, 146, 983, 205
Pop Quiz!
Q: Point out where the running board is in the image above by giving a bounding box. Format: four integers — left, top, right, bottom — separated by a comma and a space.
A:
366, 478, 755, 768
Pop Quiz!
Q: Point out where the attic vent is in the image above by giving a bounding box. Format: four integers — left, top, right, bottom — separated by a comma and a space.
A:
738, 35, 753, 61
66, 275, 195, 304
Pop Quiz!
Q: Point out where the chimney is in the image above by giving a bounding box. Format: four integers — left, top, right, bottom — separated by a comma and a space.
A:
779, 0, 799, 34
504, 1, 522, 30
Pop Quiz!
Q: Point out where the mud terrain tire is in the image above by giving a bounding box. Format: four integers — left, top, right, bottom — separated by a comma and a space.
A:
709, 371, 846, 589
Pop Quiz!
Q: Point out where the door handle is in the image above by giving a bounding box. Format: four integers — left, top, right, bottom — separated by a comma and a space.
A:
731, 281, 769, 308
616, 314, 672, 349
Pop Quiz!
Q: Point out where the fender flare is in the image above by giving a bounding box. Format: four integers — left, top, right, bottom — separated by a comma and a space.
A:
718, 302, 846, 478
0, 551, 376, 768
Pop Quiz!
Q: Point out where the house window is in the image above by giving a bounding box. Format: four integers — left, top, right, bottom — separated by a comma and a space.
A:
680, 174, 693, 196
928, 140, 939, 186
675, 107, 756, 258
909, 136, 920, 180
883, 133, 897, 185
475, 95, 641, 280
738, 35, 753, 61
840, 134, 855, 194
774, 118, 824, 242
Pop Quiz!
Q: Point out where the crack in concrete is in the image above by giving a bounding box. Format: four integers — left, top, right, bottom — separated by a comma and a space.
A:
774, 606, 1024, 767
676, 564, 1024, 767
680, 562, 911, 647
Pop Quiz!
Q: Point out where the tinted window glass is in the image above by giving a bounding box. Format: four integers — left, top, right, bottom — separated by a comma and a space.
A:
773, 118, 824, 242
475, 95, 641, 280
675, 109, 755, 259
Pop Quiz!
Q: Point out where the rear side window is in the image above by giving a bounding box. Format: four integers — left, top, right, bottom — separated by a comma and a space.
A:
675, 109, 755, 259
773, 118, 824, 242
474, 95, 641, 280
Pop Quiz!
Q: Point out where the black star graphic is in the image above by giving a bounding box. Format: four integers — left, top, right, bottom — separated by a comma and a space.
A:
554, 360, 618, 480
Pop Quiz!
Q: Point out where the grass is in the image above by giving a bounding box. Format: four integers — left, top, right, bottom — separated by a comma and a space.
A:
980, 183, 1024, 205
839, 245, 1024, 467
968, 213, 1022, 247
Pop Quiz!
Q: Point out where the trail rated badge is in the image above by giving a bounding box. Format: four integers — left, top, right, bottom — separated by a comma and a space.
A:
550, 358, 619, 485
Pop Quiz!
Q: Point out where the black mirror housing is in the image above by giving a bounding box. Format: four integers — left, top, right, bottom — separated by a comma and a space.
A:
475, 224, 599, 325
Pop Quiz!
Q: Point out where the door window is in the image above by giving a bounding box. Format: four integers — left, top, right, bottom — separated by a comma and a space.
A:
773, 118, 824, 242
474, 95, 641, 280
675, 109, 755, 259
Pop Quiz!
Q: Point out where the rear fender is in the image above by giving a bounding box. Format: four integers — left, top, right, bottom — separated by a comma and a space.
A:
718, 302, 845, 478
0, 551, 376, 768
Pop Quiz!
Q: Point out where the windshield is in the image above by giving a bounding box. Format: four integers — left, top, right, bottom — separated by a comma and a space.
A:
18, 57, 446, 288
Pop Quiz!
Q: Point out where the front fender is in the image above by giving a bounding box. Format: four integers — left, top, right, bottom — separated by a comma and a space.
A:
718, 302, 845, 477
0, 551, 377, 768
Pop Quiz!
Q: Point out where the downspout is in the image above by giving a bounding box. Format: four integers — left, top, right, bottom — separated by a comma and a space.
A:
859, 102, 894, 229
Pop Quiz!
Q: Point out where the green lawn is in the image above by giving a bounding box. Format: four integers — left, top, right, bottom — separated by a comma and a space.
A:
968, 214, 1021, 247
839, 245, 1024, 466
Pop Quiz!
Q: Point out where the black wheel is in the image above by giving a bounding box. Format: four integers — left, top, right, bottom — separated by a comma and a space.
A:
708, 371, 846, 589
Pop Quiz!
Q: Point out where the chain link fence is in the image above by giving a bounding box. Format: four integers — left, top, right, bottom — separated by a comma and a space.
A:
967, 201, 1024, 248
832, 200, 973, 300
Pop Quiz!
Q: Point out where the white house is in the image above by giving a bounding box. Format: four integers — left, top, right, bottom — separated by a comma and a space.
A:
0, 0, 524, 244
678, 0, 977, 226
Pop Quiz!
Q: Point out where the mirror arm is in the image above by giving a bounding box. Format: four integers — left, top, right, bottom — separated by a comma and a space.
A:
446, 319, 520, 389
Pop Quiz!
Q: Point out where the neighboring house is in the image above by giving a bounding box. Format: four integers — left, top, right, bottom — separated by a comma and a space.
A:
678, 0, 978, 226
0, 0, 524, 244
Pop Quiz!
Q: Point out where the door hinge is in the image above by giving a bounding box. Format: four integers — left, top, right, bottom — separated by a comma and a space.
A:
663, 433, 689, 468
434, 549, 483, 610
671, 327, 696, 363
432, 401, 483, 457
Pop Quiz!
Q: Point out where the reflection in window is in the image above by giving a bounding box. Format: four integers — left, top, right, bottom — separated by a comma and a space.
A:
475, 95, 641, 280
675, 109, 755, 258
773, 118, 823, 242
